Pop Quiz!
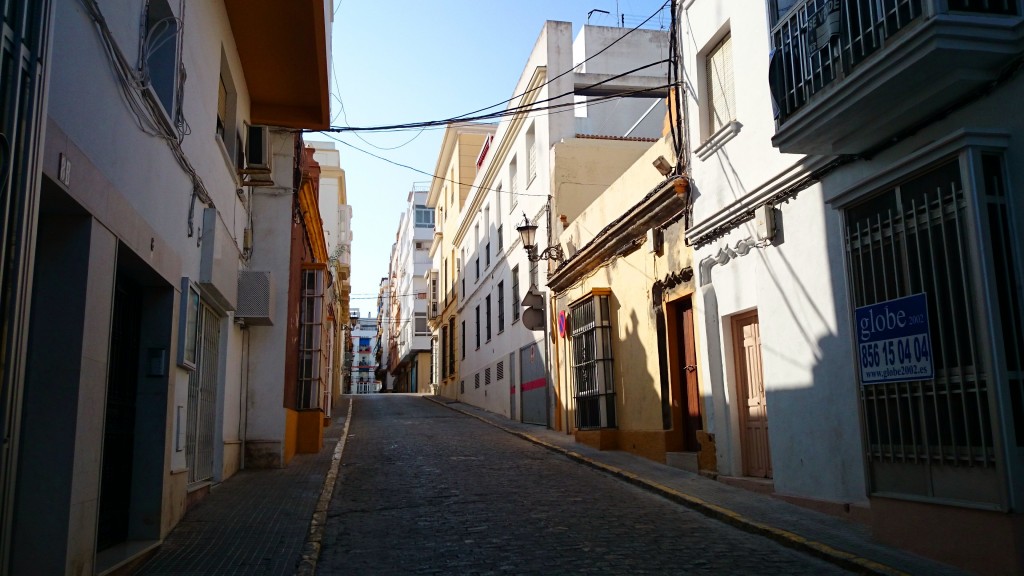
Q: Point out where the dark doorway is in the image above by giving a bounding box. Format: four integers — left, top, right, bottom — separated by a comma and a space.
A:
97, 275, 143, 551
673, 297, 701, 452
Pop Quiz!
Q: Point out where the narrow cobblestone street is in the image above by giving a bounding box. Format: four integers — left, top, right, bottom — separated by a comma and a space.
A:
317, 395, 852, 575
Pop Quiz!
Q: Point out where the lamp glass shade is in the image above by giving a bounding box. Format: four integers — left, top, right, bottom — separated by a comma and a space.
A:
516, 221, 538, 250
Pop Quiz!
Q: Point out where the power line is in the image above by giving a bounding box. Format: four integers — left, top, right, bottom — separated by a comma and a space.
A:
318, 82, 673, 200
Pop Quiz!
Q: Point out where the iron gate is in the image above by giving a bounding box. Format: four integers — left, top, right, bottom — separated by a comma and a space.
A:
186, 303, 220, 485
843, 154, 1023, 505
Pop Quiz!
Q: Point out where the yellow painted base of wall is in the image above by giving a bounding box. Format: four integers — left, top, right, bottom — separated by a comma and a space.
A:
872, 496, 1024, 575
575, 429, 619, 451
163, 468, 189, 537
222, 441, 241, 480
575, 428, 716, 468
296, 409, 324, 454
284, 408, 298, 465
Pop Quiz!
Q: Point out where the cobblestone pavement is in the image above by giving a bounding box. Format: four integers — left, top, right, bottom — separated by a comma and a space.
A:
133, 415, 346, 576
316, 395, 852, 576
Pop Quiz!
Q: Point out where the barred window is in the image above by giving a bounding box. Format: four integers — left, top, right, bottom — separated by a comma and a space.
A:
474, 373, 480, 389
512, 266, 521, 322
845, 151, 1023, 506
497, 361, 504, 381
298, 268, 326, 409
570, 291, 615, 429
497, 281, 505, 333
485, 367, 492, 386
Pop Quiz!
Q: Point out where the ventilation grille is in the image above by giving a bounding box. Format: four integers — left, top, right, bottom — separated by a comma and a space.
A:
236, 270, 274, 326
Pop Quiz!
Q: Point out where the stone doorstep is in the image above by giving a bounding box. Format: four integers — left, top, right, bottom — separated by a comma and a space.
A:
95, 539, 161, 576
665, 451, 699, 473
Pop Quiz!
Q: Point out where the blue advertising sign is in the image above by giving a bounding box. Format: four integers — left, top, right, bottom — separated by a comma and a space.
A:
854, 293, 933, 385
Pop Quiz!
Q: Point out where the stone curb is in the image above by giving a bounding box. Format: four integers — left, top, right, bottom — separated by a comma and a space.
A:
295, 397, 353, 576
423, 395, 907, 576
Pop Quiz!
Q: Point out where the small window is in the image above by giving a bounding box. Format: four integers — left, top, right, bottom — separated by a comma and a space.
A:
475, 305, 481, 349
485, 294, 492, 341
144, 0, 180, 121
526, 123, 537, 186
461, 320, 466, 359
510, 157, 519, 208
706, 34, 736, 136
415, 205, 435, 228
497, 280, 505, 333
512, 266, 521, 322
485, 367, 492, 386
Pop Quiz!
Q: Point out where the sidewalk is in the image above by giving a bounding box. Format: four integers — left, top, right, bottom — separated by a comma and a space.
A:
424, 395, 969, 576
130, 401, 350, 576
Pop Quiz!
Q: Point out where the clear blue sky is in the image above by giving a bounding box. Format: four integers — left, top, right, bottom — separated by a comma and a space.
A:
314, 0, 670, 316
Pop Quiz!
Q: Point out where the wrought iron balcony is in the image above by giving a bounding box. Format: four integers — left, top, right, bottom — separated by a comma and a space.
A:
769, 0, 1023, 154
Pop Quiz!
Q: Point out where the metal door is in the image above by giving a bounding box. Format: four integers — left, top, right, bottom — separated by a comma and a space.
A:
733, 311, 771, 478
509, 352, 517, 421
97, 278, 142, 551
186, 303, 220, 485
519, 343, 547, 426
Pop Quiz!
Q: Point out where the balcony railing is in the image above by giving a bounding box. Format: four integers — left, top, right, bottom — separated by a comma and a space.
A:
771, 0, 928, 125
769, 0, 1021, 152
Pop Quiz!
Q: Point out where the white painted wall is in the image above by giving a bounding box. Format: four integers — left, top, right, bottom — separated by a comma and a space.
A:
682, 0, 866, 503
454, 21, 669, 418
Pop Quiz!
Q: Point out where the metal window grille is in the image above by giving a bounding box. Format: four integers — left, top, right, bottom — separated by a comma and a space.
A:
485, 367, 492, 386
441, 326, 448, 378
947, 0, 1018, 14
486, 295, 492, 340
845, 158, 1001, 479
498, 281, 505, 332
570, 293, 616, 429
298, 269, 325, 409
475, 373, 480, 389
512, 266, 521, 321
980, 154, 1024, 447
187, 303, 220, 484
497, 361, 505, 381
527, 126, 537, 184
510, 158, 519, 207
706, 33, 735, 134
449, 318, 457, 372
770, 0, 930, 125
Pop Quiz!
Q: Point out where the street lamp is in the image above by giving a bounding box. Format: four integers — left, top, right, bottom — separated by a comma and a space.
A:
515, 213, 564, 262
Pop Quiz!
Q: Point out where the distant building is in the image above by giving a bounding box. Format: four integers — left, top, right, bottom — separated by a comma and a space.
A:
387, 186, 434, 393
350, 312, 380, 394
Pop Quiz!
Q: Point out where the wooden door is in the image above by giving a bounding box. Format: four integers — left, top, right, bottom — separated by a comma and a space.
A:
675, 298, 702, 452
733, 311, 771, 478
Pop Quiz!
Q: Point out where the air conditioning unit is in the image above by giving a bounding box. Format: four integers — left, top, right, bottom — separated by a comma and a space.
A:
235, 270, 274, 326
244, 124, 270, 172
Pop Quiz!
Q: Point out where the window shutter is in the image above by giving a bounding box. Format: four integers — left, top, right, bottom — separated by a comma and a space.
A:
707, 34, 735, 134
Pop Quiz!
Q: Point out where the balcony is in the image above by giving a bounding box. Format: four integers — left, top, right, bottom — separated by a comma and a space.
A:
769, 0, 1023, 154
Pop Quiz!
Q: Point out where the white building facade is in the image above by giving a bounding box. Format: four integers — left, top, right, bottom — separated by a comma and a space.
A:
5, 0, 333, 573
389, 187, 434, 392
681, 0, 1024, 572
350, 313, 380, 394
452, 21, 669, 425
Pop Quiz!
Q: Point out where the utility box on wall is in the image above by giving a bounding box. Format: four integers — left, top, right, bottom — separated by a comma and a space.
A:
200, 207, 238, 311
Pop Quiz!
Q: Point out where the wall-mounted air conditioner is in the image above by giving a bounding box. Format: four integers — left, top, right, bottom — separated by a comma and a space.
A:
235, 270, 274, 326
